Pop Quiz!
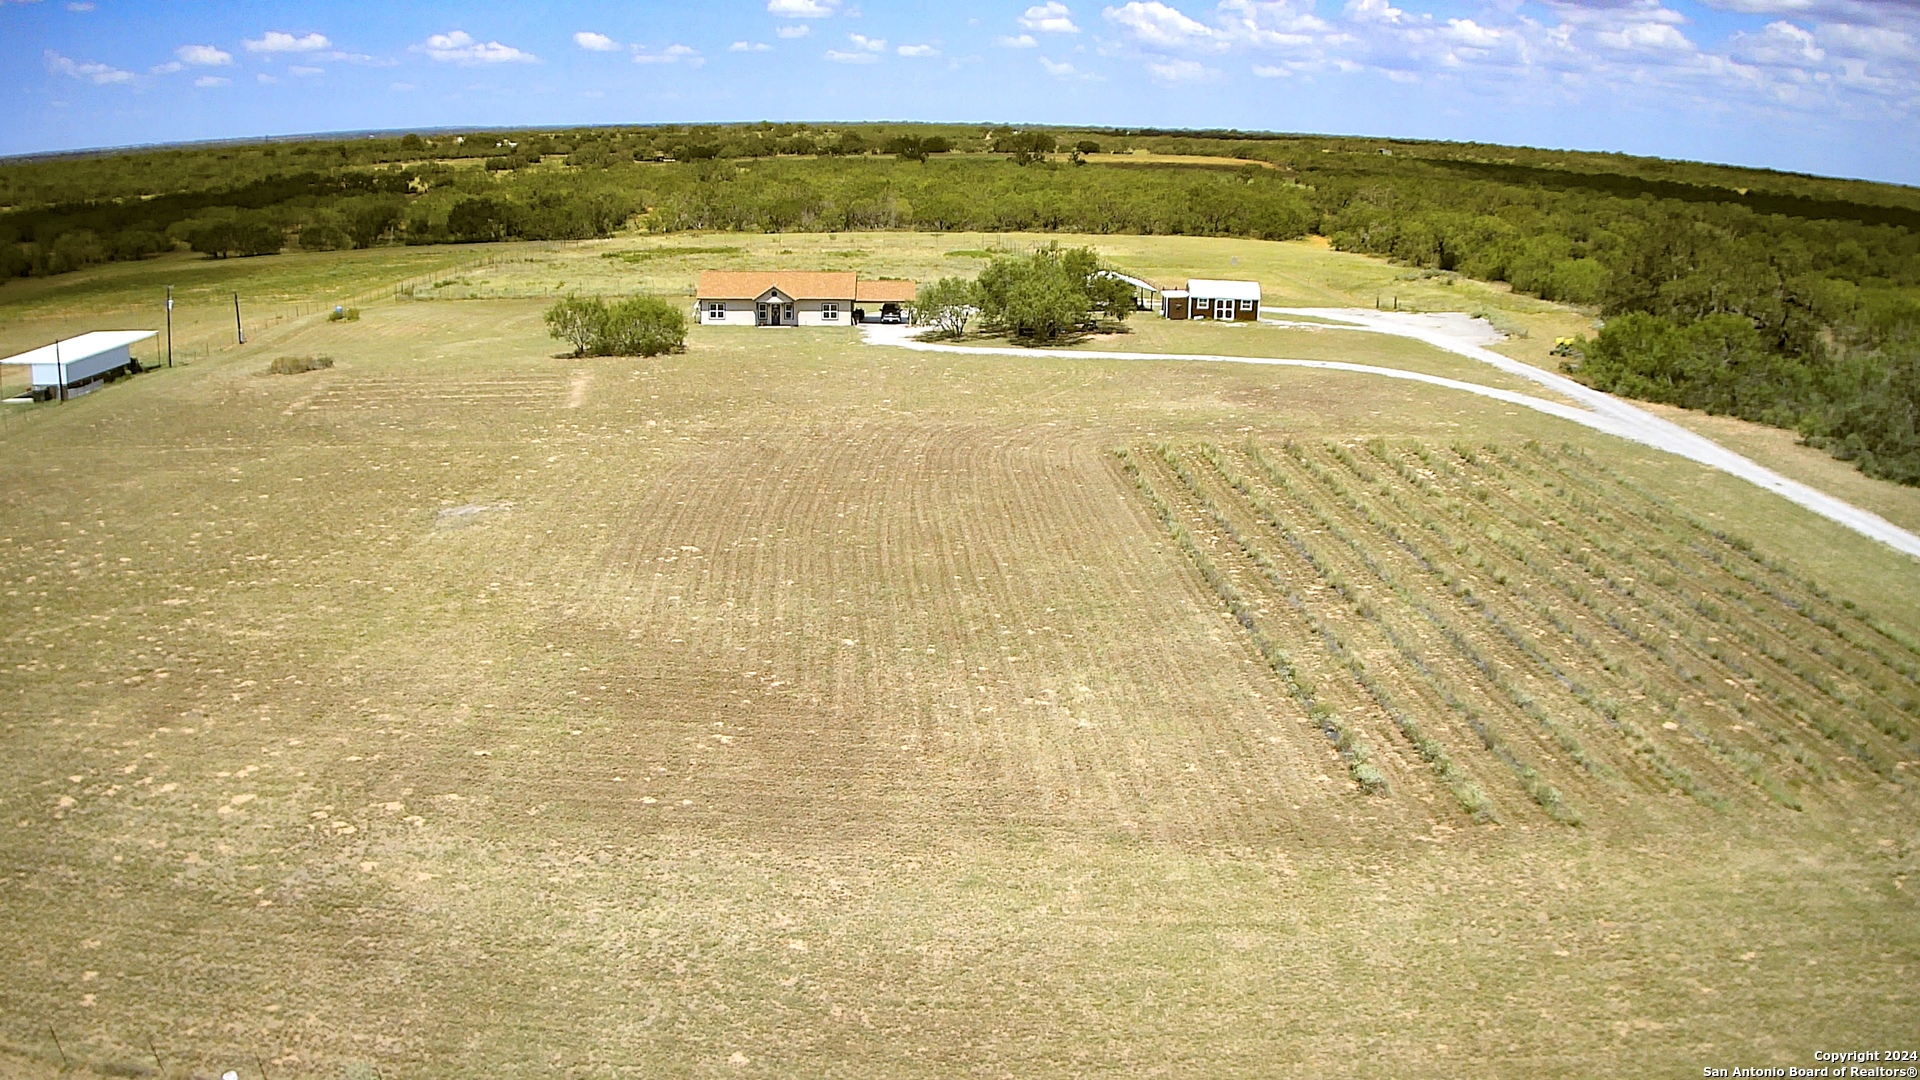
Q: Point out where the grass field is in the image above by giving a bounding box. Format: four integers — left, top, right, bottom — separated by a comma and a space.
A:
1, 234, 1916, 1078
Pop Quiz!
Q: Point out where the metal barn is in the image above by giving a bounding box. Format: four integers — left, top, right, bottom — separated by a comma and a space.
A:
1, 331, 158, 401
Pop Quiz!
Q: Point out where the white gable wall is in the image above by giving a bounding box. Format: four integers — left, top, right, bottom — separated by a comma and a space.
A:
696, 297, 856, 326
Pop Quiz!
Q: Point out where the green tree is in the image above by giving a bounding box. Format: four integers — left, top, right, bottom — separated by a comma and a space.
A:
1088, 271, 1137, 322
975, 245, 1119, 343
296, 212, 350, 252
545, 296, 605, 357
446, 197, 515, 243
910, 276, 978, 338
346, 199, 405, 248
997, 130, 1057, 166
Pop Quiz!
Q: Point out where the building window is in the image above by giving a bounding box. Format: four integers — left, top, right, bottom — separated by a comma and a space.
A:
1239, 299, 1256, 311
707, 302, 726, 321
1194, 298, 1211, 310
821, 303, 839, 320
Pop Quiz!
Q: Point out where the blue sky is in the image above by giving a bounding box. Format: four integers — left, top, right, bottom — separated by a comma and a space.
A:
6, 0, 1918, 186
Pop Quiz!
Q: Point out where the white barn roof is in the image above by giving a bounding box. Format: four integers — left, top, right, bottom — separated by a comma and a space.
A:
1186, 279, 1262, 302
1097, 270, 1161, 293
0, 330, 157, 368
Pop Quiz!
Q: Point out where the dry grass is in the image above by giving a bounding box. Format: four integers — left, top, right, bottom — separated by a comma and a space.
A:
1, 236, 1916, 1078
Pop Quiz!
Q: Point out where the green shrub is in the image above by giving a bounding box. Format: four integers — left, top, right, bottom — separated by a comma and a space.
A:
327, 306, 361, 322
544, 295, 687, 357
267, 355, 333, 375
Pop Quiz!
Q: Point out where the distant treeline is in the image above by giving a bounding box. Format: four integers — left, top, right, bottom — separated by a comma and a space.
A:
2, 122, 1917, 484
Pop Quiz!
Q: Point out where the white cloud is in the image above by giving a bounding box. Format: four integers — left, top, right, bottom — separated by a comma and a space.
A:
1730, 19, 1826, 65
1146, 56, 1217, 79
1700, 0, 1819, 10
194, 75, 230, 87
1595, 20, 1695, 51
730, 41, 775, 52
66, 2, 94, 10
417, 30, 536, 64
995, 33, 1041, 47
897, 43, 939, 56
776, 24, 813, 38
176, 44, 233, 66
1344, 0, 1410, 25
825, 42, 881, 63
574, 31, 619, 52
150, 61, 184, 74
1063, 0, 1920, 124
1444, 18, 1505, 49
290, 65, 323, 75
1039, 55, 1094, 77
1020, 2, 1081, 34
47, 50, 132, 83
1103, 2, 1217, 49
849, 32, 887, 51
769, 0, 837, 16
1816, 19, 1920, 62
634, 44, 704, 66
245, 31, 329, 53
1215, 1, 1332, 48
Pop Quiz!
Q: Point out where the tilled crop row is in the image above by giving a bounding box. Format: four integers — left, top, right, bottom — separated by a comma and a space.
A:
1121, 437, 1917, 827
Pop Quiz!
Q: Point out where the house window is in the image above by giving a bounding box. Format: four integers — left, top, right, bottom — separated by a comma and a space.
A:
1194, 298, 1211, 310
707, 302, 726, 321
1239, 299, 1256, 311
821, 303, 839, 320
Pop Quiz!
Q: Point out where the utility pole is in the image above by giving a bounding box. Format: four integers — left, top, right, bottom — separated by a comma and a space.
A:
54, 337, 65, 402
233, 291, 246, 345
166, 285, 174, 367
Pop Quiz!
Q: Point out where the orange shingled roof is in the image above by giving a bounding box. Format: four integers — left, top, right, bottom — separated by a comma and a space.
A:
696, 270, 858, 301
854, 279, 918, 303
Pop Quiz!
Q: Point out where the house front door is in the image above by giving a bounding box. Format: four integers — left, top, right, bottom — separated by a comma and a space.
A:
1217, 301, 1236, 321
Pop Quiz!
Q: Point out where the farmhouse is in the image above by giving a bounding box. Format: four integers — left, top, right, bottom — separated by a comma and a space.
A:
1161, 279, 1261, 322
696, 271, 918, 327
1, 330, 157, 402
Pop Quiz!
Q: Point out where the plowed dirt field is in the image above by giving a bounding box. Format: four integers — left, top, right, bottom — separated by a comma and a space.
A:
2, 241, 1917, 1078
